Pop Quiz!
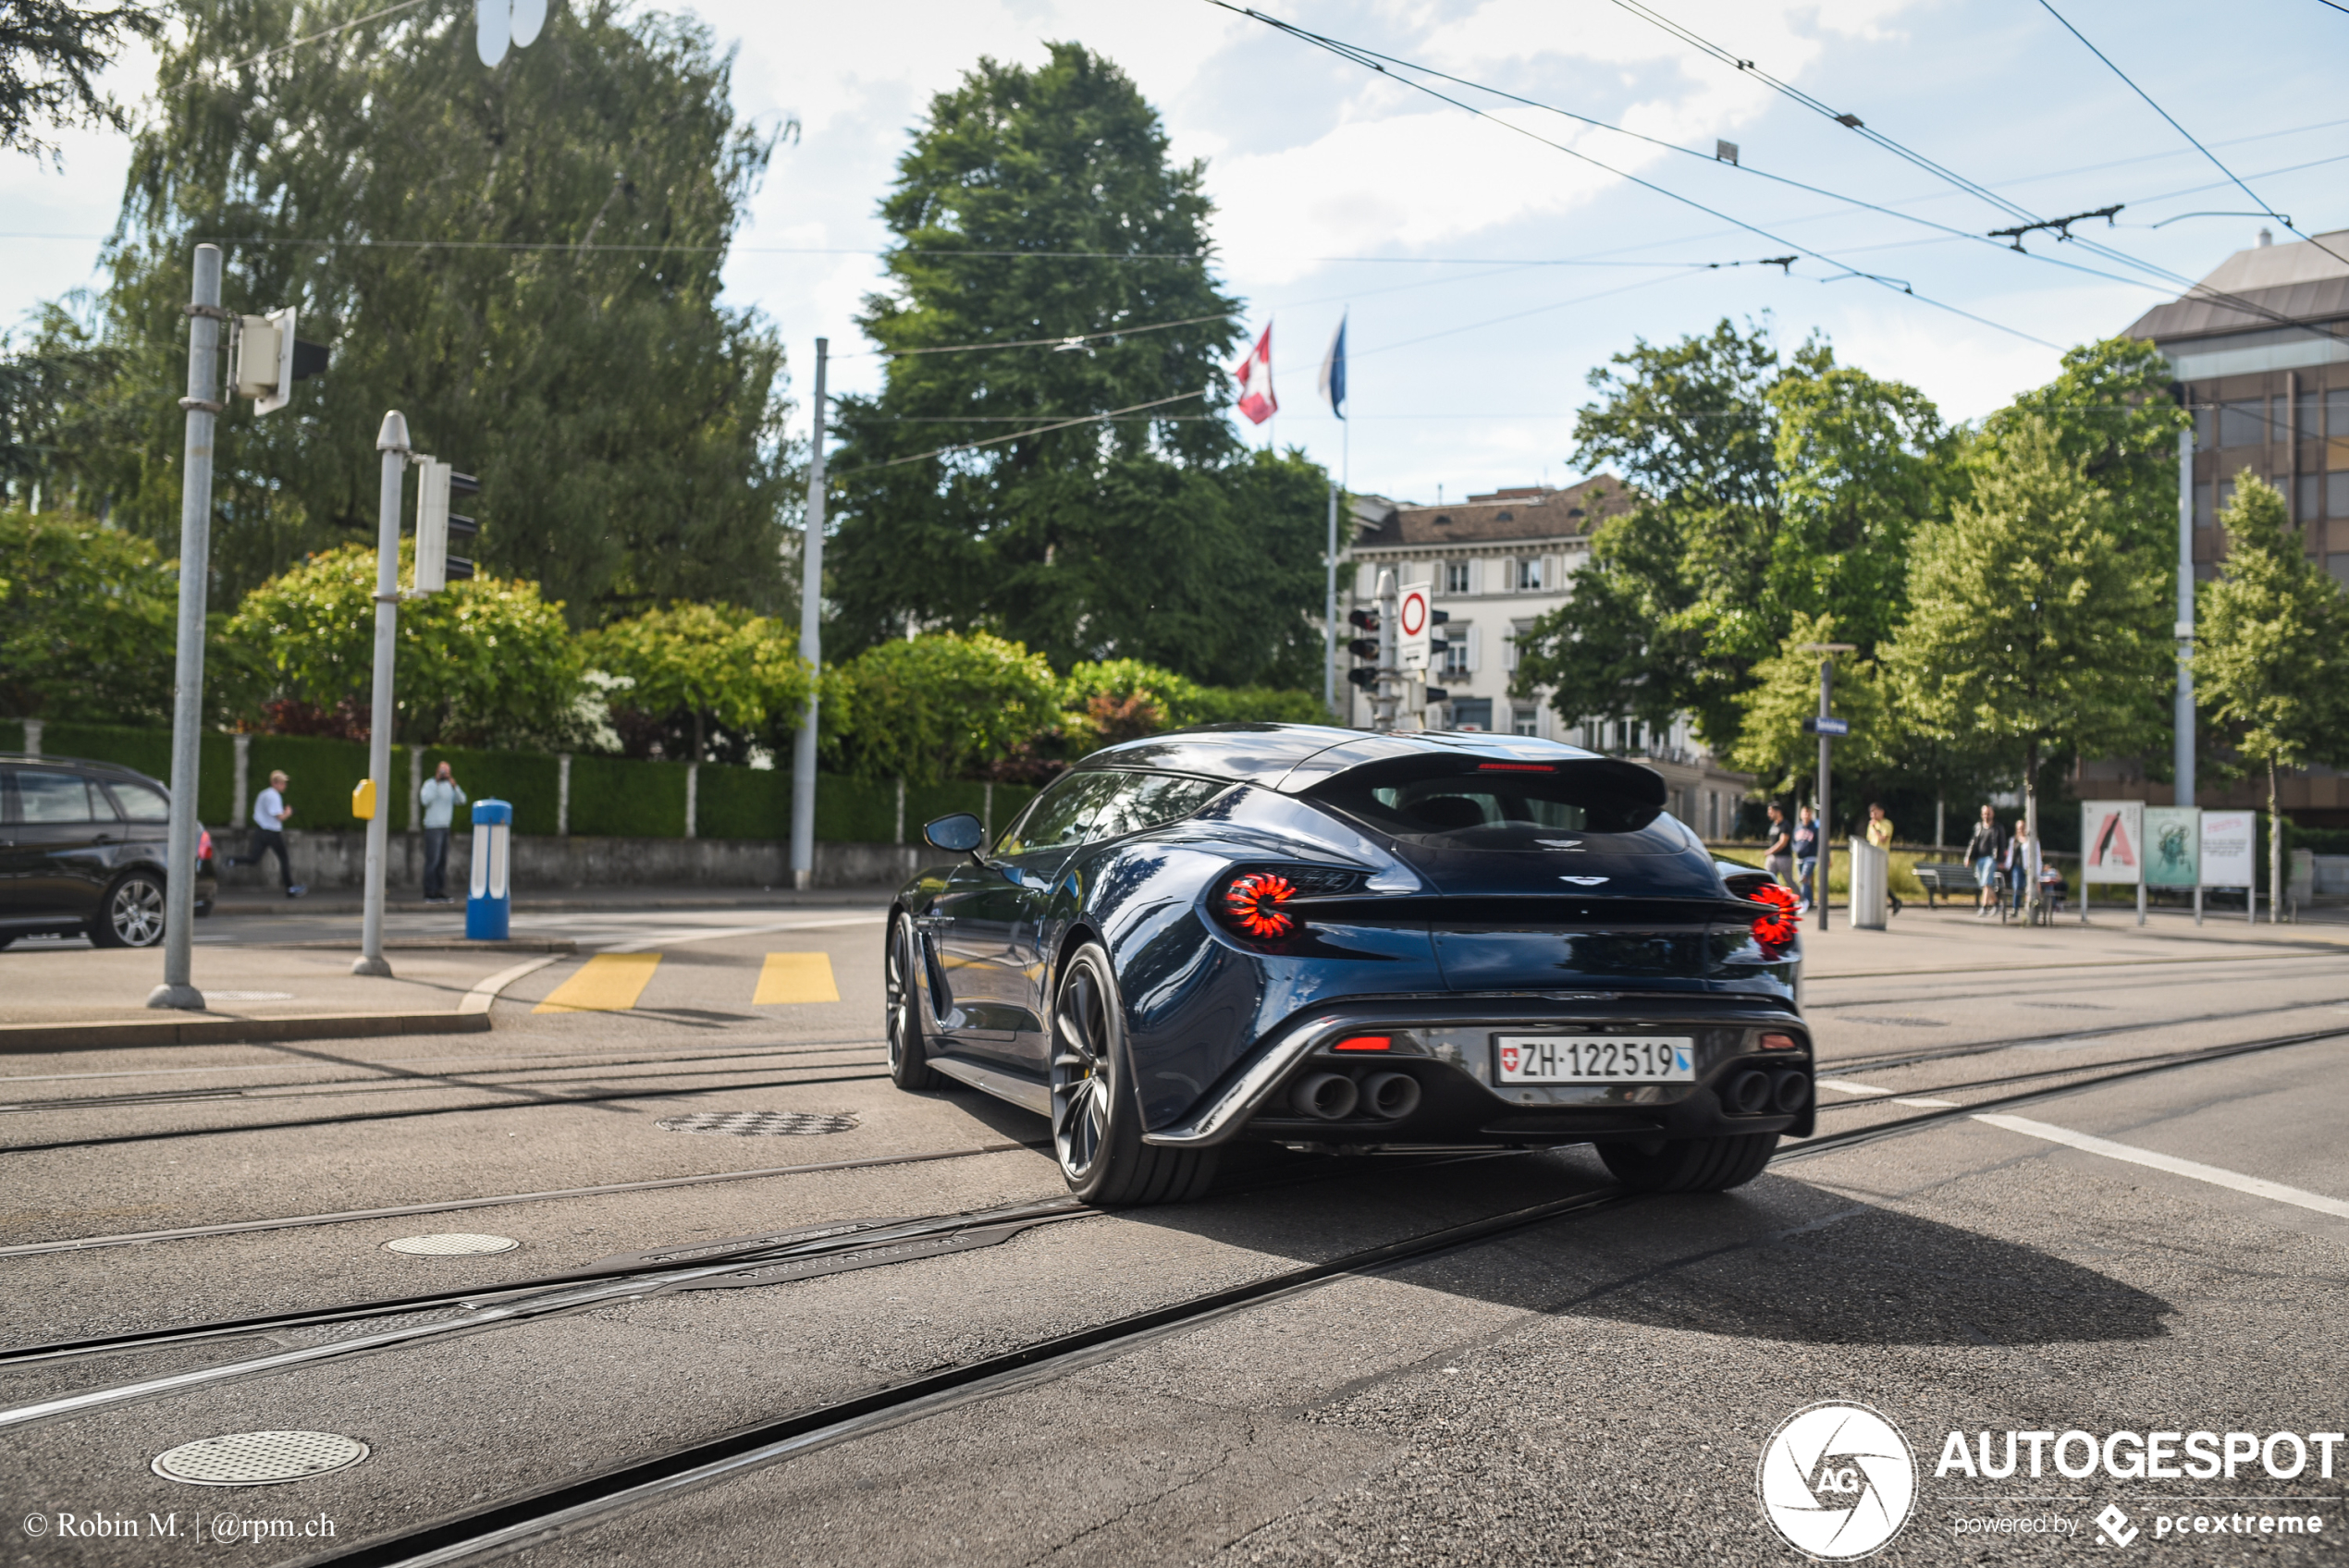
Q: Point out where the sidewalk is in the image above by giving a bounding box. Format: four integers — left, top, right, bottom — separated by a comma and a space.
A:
0, 943, 559, 1053
207, 881, 903, 917
1799, 900, 2349, 981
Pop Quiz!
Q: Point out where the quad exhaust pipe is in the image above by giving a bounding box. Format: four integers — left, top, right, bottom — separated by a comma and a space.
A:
1287, 1070, 1422, 1121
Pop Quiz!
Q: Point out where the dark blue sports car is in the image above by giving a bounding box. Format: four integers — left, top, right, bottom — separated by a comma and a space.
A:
887, 724, 1809, 1205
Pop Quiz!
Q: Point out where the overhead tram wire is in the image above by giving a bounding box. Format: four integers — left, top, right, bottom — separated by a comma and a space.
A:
1203, 2, 2060, 350
823, 391, 1208, 480
2034, 0, 2349, 270
1599, 0, 2349, 340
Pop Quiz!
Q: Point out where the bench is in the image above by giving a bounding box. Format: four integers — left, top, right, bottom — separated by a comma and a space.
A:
1912, 861, 1982, 908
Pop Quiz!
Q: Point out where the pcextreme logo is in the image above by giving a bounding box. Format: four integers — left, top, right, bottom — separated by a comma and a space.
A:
1758, 1402, 1919, 1560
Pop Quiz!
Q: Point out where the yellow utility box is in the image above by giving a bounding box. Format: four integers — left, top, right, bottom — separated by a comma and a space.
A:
351, 777, 377, 820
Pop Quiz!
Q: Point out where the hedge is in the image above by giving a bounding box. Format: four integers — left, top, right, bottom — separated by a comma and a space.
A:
0, 719, 1042, 843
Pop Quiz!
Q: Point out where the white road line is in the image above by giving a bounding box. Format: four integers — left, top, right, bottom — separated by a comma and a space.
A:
1974, 1113, 2349, 1219
461, 954, 563, 1014
1817, 1079, 1893, 1097
1893, 1096, 1961, 1109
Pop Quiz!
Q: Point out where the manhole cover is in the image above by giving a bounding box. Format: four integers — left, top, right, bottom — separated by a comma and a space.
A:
208, 990, 296, 1001
657, 1110, 858, 1137
384, 1233, 519, 1256
153, 1430, 368, 1486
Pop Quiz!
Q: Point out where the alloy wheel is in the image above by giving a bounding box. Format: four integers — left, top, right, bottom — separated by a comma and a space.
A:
885, 921, 914, 1072
111, 878, 166, 948
1050, 963, 1112, 1179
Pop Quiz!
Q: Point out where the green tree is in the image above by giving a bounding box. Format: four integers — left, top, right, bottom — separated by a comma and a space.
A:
1978, 336, 2187, 559
1728, 615, 1893, 806
582, 602, 809, 762
1883, 416, 2169, 903
1514, 321, 1946, 748
0, 506, 176, 721
1, 0, 158, 164
830, 632, 1063, 787
60, 0, 797, 619
226, 542, 583, 747
826, 43, 1327, 686
2195, 475, 2349, 920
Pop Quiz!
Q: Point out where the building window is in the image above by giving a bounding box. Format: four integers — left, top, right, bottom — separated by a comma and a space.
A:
1514, 557, 1543, 592
1448, 697, 1494, 731
1444, 559, 1470, 594
2329, 554, 2349, 589
2194, 404, 2215, 451
1442, 627, 1470, 678
2219, 401, 2266, 448
2328, 387, 2349, 441
2195, 483, 2214, 530
2301, 475, 2321, 521
1512, 706, 1538, 737
2216, 480, 2235, 521
2330, 472, 2349, 520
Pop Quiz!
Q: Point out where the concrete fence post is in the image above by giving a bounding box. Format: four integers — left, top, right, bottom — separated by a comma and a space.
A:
231, 734, 251, 827
23, 719, 42, 756
983, 782, 993, 839
684, 762, 698, 839
557, 753, 571, 838
894, 777, 905, 844
407, 746, 423, 832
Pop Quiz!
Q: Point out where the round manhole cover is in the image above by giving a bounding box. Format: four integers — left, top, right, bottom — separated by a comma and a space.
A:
384, 1233, 519, 1256
154, 1430, 368, 1487
657, 1110, 858, 1137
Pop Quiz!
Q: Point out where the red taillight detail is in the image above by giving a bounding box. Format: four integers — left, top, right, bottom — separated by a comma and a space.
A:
1333, 1035, 1391, 1052
1759, 1032, 1800, 1051
199, 827, 214, 860
1475, 762, 1554, 772
1223, 872, 1297, 938
1749, 882, 1800, 949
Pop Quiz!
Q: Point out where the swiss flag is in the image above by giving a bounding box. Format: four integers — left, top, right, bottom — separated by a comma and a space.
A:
1233, 323, 1275, 425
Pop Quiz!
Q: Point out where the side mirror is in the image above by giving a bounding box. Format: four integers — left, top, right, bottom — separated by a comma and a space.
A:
923, 813, 986, 857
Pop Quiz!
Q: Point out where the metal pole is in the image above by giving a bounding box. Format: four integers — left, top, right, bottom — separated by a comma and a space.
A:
1816, 657, 1833, 933
147, 244, 224, 1011
1323, 482, 1337, 713
354, 411, 410, 978
1372, 569, 1397, 733
2175, 426, 2195, 810
790, 338, 828, 889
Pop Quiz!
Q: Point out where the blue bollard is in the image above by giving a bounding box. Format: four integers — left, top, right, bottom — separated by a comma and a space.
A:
466, 799, 512, 940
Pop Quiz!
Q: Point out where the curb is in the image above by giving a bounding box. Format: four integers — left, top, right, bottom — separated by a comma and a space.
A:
0, 954, 563, 1055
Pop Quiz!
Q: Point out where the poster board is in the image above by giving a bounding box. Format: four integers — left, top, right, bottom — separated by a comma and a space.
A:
2200, 810, 2256, 889
2142, 806, 2200, 888
2080, 801, 2145, 885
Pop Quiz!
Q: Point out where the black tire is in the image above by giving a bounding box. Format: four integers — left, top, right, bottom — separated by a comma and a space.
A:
1599, 1131, 1778, 1194
1049, 941, 1217, 1207
885, 915, 940, 1091
91, 872, 167, 949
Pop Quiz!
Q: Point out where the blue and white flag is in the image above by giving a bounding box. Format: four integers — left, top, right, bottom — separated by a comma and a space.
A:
1319, 312, 1347, 420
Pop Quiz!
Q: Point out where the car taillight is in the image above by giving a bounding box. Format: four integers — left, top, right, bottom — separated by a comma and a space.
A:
199, 827, 214, 861
1759, 1032, 1801, 1051
1220, 871, 1298, 939
1333, 1035, 1391, 1052
1750, 882, 1799, 949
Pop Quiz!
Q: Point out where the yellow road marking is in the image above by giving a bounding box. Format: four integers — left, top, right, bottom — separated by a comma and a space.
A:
534, 952, 663, 1013
754, 951, 840, 1005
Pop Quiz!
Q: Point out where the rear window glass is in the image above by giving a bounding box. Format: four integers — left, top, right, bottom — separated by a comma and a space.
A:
13, 769, 98, 824
108, 781, 172, 822
1308, 758, 1668, 846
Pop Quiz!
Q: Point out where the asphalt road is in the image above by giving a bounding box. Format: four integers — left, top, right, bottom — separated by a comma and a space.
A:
4, 907, 2345, 1567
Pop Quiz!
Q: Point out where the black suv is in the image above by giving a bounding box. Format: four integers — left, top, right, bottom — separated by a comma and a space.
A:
0, 755, 217, 949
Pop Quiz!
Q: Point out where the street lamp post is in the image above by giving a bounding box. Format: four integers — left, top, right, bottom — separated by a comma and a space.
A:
1798, 642, 1856, 933
789, 338, 828, 889
354, 411, 411, 977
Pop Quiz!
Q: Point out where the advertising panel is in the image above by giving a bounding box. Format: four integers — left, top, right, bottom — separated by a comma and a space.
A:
2080, 801, 2144, 885
2201, 810, 2256, 888
2142, 806, 2201, 889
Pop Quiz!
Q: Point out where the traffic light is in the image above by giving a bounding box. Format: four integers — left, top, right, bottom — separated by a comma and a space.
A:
1345, 606, 1380, 689
231, 307, 328, 414
414, 459, 481, 593
1424, 686, 1450, 704
1428, 606, 1452, 663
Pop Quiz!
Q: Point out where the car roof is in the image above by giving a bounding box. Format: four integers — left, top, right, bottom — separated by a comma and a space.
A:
1078, 723, 1605, 791
0, 754, 163, 787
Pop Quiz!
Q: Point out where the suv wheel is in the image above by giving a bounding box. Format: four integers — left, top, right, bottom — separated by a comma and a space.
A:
91, 873, 167, 949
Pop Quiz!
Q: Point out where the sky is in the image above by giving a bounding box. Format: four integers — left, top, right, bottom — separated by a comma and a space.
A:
6, 0, 2346, 506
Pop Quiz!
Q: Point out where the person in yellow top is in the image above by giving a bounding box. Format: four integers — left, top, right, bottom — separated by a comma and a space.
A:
1865, 802, 1901, 914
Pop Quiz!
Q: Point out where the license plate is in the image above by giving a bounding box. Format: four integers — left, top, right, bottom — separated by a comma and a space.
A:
1494, 1035, 1695, 1084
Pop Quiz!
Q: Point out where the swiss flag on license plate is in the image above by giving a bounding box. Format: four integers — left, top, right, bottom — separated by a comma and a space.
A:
1499, 1045, 1520, 1073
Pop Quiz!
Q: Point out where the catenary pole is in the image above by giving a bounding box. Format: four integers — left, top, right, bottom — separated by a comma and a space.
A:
790, 338, 828, 890
1816, 655, 1833, 934
147, 244, 225, 1011
2174, 426, 2195, 812
354, 411, 411, 978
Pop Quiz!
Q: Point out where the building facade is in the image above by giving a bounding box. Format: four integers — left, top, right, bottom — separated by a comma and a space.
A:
1338, 477, 1756, 839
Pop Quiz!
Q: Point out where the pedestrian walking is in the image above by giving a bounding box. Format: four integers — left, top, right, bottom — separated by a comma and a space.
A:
247, 769, 306, 899
418, 760, 468, 904
1964, 804, 2000, 918
1791, 805, 1820, 914
1865, 802, 1902, 914
1762, 803, 1794, 891
2002, 818, 2032, 917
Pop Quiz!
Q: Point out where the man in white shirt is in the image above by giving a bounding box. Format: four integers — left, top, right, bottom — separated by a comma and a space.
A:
417, 761, 468, 903
247, 770, 306, 898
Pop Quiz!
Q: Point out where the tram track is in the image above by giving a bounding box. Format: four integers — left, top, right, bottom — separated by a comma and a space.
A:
1816, 991, 2349, 1076
292, 1016, 2349, 1568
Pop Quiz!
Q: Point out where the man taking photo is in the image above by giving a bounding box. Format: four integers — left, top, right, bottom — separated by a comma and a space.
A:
418, 761, 468, 904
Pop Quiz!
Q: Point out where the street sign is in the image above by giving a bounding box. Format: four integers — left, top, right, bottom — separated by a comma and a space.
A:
1397, 581, 1433, 670
1802, 716, 1851, 737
